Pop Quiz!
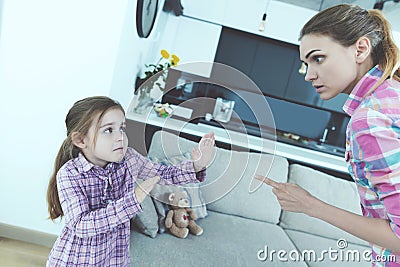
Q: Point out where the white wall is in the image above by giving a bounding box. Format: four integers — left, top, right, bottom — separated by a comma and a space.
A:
109, 0, 168, 110
0, 0, 149, 235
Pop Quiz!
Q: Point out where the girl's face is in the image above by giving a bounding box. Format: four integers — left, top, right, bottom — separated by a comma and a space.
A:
299, 34, 360, 100
83, 108, 128, 167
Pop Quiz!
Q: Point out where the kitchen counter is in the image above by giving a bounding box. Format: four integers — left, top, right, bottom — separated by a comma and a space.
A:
126, 108, 348, 174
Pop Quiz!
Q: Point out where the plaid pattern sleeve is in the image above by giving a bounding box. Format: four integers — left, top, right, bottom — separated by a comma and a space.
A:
125, 147, 204, 184
48, 153, 142, 266
57, 169, 142, 238
349, 108, 400, 238
344, 66, 400, 266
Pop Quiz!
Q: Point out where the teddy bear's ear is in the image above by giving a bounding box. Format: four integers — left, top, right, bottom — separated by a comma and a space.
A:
168, 193, 175, 202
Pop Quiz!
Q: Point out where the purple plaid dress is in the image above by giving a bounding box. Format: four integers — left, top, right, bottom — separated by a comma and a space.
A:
47, 147, 204, 266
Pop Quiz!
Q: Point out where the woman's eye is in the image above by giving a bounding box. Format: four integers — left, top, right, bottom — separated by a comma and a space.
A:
120, 126, 127, 133
313, 56, 324, 64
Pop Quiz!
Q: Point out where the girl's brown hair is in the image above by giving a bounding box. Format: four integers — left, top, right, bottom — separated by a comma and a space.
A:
299, 4, 400, 95
47, 96, 124, 220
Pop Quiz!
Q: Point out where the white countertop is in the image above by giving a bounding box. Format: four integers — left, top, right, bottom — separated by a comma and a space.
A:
126, 109, 348, 174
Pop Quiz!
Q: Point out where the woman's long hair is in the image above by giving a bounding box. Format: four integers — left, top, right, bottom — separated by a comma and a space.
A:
299, 4, 400, 95
47, 96, 124, 220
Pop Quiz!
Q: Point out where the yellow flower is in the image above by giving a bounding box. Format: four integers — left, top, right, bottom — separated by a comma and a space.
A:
160, 49, 170, 59
171, 54, 180, 66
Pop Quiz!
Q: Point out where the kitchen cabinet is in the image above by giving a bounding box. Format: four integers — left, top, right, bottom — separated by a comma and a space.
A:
182, 0, 316, 45
320, 93, 348, 114
214, 28, 258, 90
181, 0, 227, 25
215, 27, 348, 114
152, 15, 221, 78
215, 27, 296, 98
250, 39, 297, 98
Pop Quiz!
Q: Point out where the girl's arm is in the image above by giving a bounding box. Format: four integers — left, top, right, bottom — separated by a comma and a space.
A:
255, 176, 400, 252
126, 132, 215, 185
58, 172, 140, 238
57, 171, 158, 239
127, 147, 203, 185
192, 132, 215, 172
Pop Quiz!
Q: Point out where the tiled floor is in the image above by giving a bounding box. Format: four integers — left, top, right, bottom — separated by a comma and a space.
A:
0, 237, 50, 267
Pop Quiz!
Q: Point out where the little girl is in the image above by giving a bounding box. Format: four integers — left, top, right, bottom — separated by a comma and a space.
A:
46, 96, 215, 266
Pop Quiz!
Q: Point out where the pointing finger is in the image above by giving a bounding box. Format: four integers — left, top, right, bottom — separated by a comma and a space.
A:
254, 175, 281, 189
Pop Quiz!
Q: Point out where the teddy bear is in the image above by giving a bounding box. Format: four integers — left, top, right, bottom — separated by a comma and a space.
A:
165, 191, 203, 238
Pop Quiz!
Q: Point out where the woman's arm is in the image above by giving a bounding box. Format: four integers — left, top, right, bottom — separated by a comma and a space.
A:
255, 175, 400, 252
312, 196, 400, 252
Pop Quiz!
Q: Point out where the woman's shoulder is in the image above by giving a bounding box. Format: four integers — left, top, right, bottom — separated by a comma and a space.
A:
373, 79, 400, 99
361, 81, 400, 119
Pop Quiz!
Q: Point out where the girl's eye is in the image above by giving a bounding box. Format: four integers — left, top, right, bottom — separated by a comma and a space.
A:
120, 126, 127, 133
104, 127, 113, 134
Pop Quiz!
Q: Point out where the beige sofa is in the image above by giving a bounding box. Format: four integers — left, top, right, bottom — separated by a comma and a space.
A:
129, 130, 370, 266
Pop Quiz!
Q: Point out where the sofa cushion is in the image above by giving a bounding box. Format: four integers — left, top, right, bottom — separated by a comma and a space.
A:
131, 211, 307, 266
130, 190, 159, 238
280, 164, 367, 246
205, 150, 288, 224
285, 229, 370, 266
147, 130, 289, 224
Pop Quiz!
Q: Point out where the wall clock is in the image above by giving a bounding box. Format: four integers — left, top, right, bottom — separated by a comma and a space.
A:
136, 0, 159, 38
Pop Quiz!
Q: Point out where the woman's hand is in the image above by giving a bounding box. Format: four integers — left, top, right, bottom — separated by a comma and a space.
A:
192, 132, 215, 172
134, 176, 160, 204
254, 175, 316, 215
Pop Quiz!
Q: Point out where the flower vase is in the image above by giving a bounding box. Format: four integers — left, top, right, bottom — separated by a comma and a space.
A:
133, 72, 166, 114
133, 83, 154, 114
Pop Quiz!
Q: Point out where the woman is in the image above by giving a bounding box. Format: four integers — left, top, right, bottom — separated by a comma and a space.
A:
256, 4, 400, 266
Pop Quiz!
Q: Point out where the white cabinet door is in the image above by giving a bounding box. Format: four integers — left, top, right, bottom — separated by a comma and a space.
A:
182, 0, 316, 45
155, 15, 222, 77
181, 0, 228, 25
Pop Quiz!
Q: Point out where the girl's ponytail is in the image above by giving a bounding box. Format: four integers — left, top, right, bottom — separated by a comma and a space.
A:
47, 138, 75, 220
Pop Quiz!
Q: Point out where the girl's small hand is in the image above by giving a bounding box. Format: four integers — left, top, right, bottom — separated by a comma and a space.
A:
192, 132, 215, 172
254, 175, 315, 215
134, 176, 160, 204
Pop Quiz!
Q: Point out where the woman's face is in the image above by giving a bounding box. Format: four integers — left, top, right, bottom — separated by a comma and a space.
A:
299, 34, 359, 100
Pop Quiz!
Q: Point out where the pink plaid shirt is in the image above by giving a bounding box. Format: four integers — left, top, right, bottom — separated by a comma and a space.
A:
343, 66, 400, 266
47, 147, 204, 266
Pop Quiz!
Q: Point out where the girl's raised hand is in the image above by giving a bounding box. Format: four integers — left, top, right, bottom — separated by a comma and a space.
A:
134, 176, 160, 204
254, 175, 315, 215
192, 132, 215, 172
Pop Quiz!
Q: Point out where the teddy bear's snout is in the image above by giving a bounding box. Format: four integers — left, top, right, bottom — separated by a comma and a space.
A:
178, 199, 190, 208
